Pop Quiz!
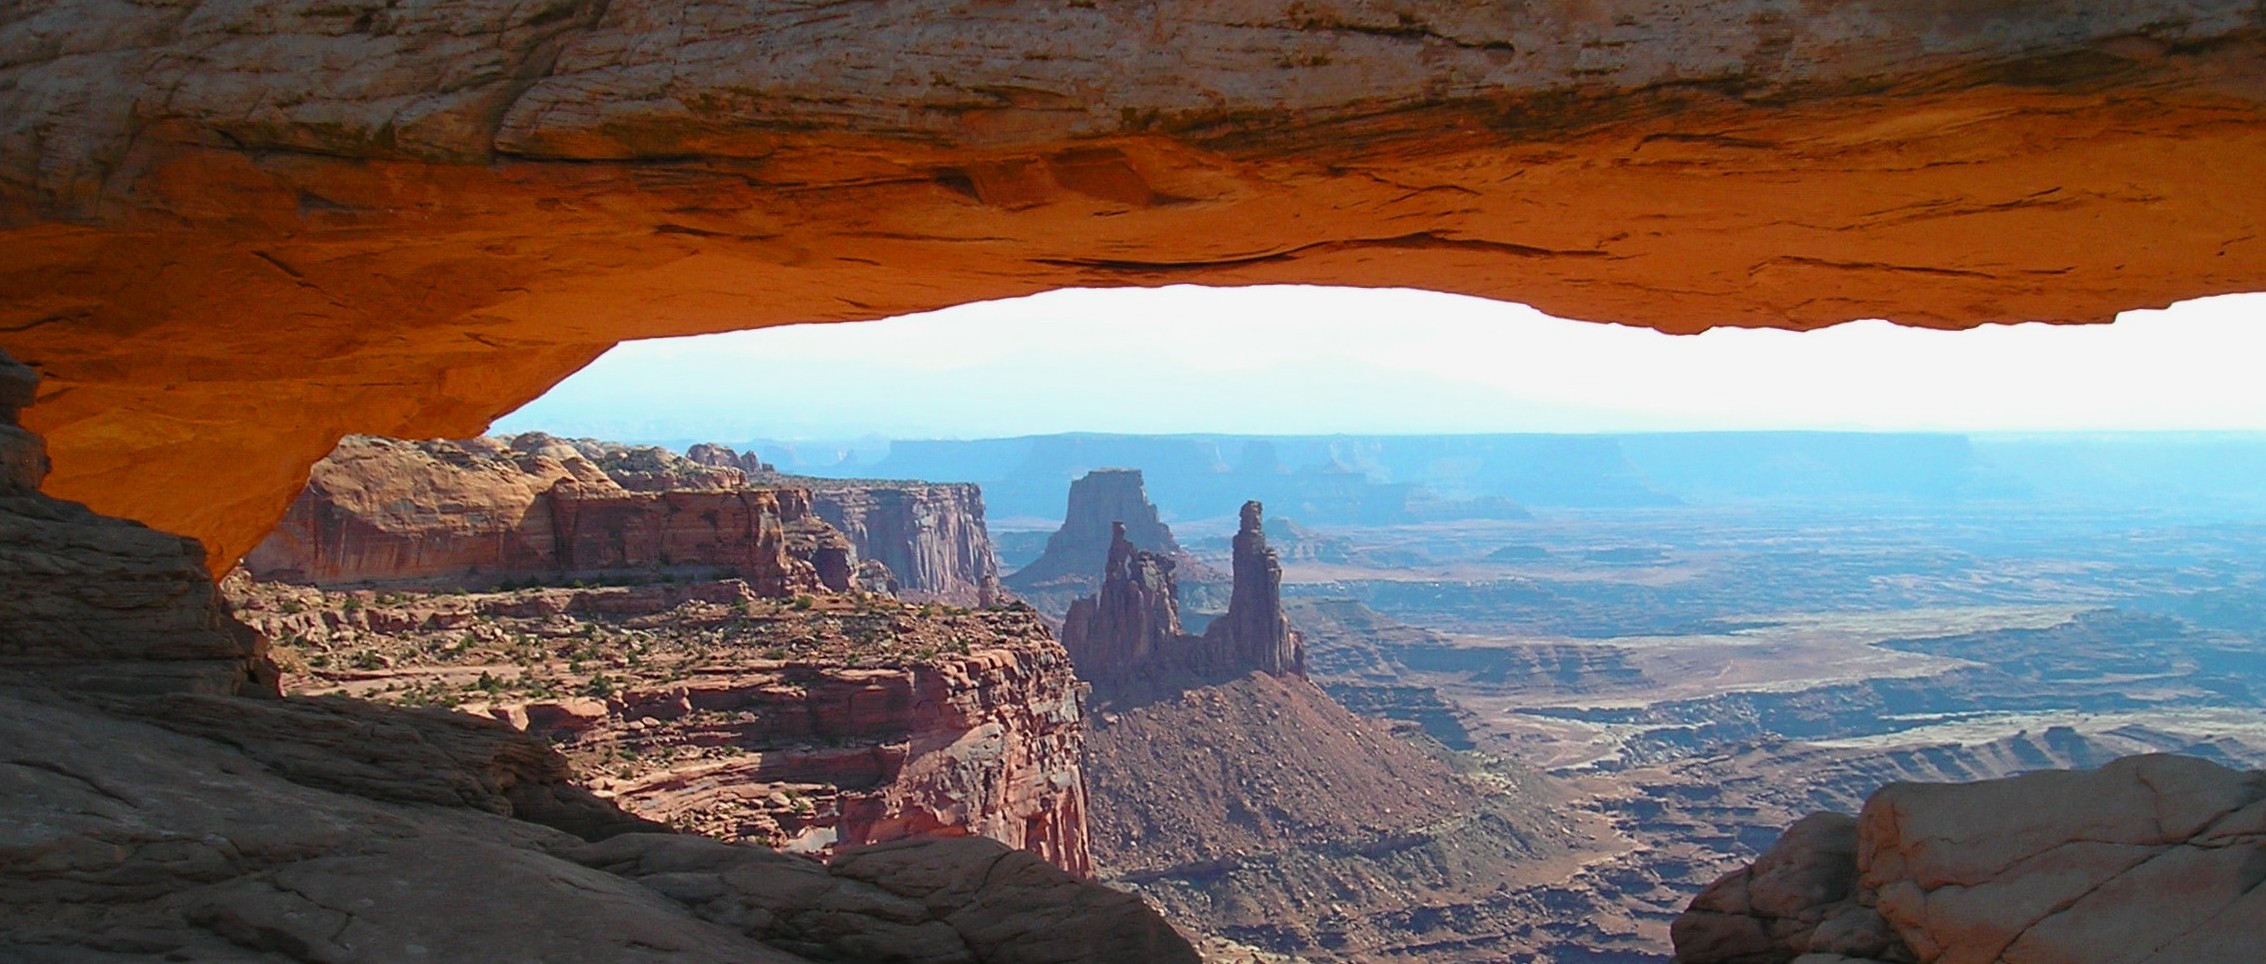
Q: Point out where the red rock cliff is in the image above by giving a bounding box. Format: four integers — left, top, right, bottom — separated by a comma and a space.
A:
234, 579, 1095, 876
688, 443, 1004, 607
243, 435, 853, 595
593, 636, 1092, 875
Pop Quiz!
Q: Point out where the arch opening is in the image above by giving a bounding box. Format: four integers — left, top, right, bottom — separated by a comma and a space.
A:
236, 284, 2266, 961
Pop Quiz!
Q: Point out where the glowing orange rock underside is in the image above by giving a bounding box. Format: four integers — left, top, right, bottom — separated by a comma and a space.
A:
4, 87, 2265, 570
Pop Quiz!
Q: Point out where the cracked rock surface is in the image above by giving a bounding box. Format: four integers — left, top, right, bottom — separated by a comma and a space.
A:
1672, 753, 2266, 964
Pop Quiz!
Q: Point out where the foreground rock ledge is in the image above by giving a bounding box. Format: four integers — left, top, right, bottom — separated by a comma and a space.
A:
1673, 753, 2266, 964
0, 350, 1196, 963
4, 2, 2266, 565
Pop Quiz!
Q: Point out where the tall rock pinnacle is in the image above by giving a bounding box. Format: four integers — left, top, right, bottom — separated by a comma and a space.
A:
1201, 501, 1305, 680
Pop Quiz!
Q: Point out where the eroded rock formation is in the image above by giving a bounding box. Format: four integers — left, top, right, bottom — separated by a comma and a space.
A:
243, 434, 854, 595
231, 577, 1094, 874
1060, 500, 1304, 702
1, 379, 1190, 961
1673, 753, 2266, 964
691, 443, 1005, 607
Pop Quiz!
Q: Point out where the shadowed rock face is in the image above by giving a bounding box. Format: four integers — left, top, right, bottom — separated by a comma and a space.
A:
8, 2, 2266, 570
0, 350, 273, 697
1673, 753, 2266, 964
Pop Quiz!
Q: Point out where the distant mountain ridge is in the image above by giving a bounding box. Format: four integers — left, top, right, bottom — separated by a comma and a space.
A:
680, 431, 2266, 522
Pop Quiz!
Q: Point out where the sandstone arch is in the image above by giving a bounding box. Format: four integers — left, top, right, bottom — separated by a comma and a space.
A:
4, 1, 2264, 567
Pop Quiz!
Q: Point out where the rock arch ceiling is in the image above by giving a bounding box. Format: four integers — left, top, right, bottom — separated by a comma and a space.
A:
2, 0, 2264, 570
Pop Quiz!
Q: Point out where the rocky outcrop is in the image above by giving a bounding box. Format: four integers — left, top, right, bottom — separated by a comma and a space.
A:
688, 442, 1000, 603
230, 577, 1095, 876
243, 434, 860, 595
1204, 501, 1304, 680
2, 395, 1191, 962
805, 484, 1002, 608
1060, 501, 1304, 703
0, 350, 274, 697
1672, 753, 2266, 964
1007, 468, 1227, 618
0, 684, 1191, 963
597, 656, 1091, 874
577, 833, 1198, 964
1059, 523, 1189, 691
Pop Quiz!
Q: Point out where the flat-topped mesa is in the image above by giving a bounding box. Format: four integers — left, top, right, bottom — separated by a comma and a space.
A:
242, 435, 861, 596
0, 350, 273, 696
1060, 502, 1305, 702
1010, 469, 1183, 590
686, 442, 1004, 607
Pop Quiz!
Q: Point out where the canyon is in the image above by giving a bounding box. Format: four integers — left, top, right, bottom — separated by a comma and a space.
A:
231, 430, 1086, 874
8, 5, 2266, 960
1044, 483, 1652, 960
0, 352, 1195, 962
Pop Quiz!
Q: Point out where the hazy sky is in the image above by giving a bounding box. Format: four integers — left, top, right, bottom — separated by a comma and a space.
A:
494, 286, 2266, 441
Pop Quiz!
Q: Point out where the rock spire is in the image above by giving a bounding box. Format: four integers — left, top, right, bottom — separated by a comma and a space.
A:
1058, 499, 1304, 702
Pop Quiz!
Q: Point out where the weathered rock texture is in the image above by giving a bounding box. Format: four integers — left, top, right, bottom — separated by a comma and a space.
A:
0, 684, 1190, 964
2, 401, 1191, 962
8, 3, 2266, 571
1061, 501, 1304, 702
0, 350, 273, 697
230, 577, 1095, 876
804, 484, 1003, 608
1672, 753, 2266, 964
244, 434, 857, 594
689, 442, 1004, 605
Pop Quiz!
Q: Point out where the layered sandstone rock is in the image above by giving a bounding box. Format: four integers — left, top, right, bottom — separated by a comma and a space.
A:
244, 434, 854, 595
1060, 501, 1304, 703
804, 484, 1003, 608
691, 444, 1005, 607
0, 350, 273, 697
230, 577, 1095, 876
1672, 753, 2266, 964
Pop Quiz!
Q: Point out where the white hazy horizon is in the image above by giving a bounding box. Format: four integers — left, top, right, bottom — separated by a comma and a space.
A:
494, 286, 2266, 442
